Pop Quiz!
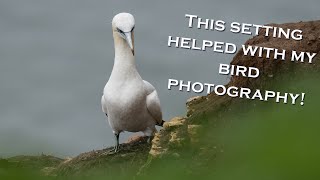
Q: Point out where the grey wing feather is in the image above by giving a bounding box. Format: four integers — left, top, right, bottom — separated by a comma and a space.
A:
143, 80, 163, 124
101, 95, 108, 116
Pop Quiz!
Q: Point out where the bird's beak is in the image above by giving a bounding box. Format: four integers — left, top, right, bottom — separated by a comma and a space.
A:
124, 32, 134, 56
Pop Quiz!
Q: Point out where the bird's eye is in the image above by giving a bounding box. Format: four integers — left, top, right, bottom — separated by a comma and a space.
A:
117, 28, 124, 34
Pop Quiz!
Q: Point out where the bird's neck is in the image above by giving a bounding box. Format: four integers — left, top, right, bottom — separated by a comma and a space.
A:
110, 33, 138, 80
114, 33, 134, 59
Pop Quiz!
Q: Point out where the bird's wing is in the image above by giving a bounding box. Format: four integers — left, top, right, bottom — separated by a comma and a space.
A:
101, 95, 108, 116
143, 80, 163, 125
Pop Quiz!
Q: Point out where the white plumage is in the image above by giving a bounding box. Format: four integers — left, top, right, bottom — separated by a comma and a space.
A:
101, 13, 163, 152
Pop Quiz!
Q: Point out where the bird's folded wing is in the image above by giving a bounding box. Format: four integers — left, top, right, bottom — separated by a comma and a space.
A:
101, 95, 108, 115
144, 80, 163, 124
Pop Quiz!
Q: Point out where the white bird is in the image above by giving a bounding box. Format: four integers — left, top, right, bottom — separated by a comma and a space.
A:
101, 13, 164, 152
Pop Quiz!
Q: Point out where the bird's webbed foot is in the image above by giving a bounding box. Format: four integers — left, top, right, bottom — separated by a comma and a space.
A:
108, 145, 120, 154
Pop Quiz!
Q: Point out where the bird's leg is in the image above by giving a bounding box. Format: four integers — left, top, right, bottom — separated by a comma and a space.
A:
147, 136, 154, 144
109, 133, 120, 153
144, 128, 156, 144
114, 133, 120, 152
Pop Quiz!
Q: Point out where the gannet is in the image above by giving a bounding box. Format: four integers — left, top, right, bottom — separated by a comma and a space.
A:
101, 13, 164, 152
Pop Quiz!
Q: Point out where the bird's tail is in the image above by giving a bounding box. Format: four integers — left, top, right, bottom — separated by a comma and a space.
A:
156, 120, 166, 127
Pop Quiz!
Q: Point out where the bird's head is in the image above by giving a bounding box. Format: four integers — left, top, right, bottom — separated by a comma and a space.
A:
112, 13, 135, 56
